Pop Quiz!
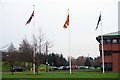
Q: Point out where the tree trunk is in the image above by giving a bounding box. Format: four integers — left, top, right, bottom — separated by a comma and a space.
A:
35, 65, 39, 74
11, 65, 14, 75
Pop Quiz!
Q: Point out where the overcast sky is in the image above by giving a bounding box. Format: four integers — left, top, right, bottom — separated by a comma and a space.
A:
0, 0, 119, 58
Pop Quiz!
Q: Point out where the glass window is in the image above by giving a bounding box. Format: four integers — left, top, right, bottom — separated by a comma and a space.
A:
119, 39, 120, 43
100, 40, 105, 44
112, 39, 117, 43
100, 51, 112, 56
106, 39, 111, 44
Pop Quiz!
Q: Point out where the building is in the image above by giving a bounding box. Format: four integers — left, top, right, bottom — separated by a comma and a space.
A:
96, 31, 120, 72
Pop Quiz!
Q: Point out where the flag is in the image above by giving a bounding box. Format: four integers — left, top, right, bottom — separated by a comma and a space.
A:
95, 14, 101, 30
63, 14, 69, 29
25, 11, 34, 25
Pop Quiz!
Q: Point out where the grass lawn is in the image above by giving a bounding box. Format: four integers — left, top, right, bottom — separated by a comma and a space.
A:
2, 70, 119, 79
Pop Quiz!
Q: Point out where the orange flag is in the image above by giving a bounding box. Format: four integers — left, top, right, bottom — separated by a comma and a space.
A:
63, 14, 69, 29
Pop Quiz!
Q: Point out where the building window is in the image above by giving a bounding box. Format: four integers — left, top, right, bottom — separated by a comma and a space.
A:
105, 63, 112, 71
100, 63, 112, 71
100, 40, 105, 44
119, 39, 120, 43
106, 39, 111, 44
100, 51, 112, 56
112, 39, 117, 44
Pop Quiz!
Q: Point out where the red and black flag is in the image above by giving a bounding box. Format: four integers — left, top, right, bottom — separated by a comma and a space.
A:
63, 14, 69, 29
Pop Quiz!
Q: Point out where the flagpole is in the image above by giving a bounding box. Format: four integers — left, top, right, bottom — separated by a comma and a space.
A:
69, 27, 71, 74
33, 5, 36, 74
100, 11, 105, 73
68, 9, 71, 74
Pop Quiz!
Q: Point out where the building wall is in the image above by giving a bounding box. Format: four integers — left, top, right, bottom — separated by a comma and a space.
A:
99, 44, 112, 50
99, 43, 120, 72
99, 44, 120, 51
99, 56, 112, 63
112, 53, 120, 72
112, 44, 119, 51
117, 53, 120, 72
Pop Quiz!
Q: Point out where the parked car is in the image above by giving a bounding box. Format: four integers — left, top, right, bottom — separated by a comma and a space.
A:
89, 67, 95, 69
51, 66, 59, 71
58, 66, 64, 70
58, 66, 68, 70
66, 66, 70, 70
11, 66, 25, 72
71, 65, 78, 69
78, 66, 89, 69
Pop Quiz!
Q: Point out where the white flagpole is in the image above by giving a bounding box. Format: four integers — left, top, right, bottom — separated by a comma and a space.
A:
100, 11, 105, 73
69, 25, 71, 74
33, 5, 36, 74
68, 9, 71, 74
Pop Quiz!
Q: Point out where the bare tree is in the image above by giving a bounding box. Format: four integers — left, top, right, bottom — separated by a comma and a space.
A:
6, 52, 18, 75
38, 29, 45, 54
7, 43, 16, 52
71, 57, 77, 65
92, 57, 100, 68
32, 34, 38, 74
76, 56, 86, 66
44, 41, 53, 72
6, 43, 17, 75
31, 29, 45, 74
31, 28, 53, 74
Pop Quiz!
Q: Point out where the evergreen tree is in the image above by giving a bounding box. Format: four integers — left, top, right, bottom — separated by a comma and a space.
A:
84, 57, 91, 67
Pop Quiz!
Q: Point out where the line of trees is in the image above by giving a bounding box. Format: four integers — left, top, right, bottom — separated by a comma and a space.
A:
2, 43, 68, 68
2, 43, 100, 69
70, 56, 100, 68
2, 42, 100, 74
2, 29, 100, 74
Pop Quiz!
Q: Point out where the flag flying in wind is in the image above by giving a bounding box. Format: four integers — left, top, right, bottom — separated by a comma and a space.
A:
25, 11, 34, 25
95, 14, 101, 30
63, 14, 69, 29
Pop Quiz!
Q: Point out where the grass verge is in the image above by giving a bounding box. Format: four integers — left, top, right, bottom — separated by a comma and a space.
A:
2, 70, 119, 78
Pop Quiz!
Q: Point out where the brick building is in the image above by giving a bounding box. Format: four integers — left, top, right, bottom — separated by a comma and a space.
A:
96, 31, 120, 72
